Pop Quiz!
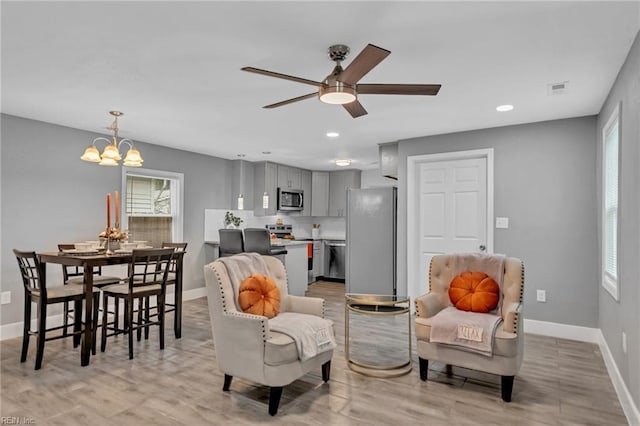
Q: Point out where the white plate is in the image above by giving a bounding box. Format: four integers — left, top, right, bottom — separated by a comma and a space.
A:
115, 246, 153, 254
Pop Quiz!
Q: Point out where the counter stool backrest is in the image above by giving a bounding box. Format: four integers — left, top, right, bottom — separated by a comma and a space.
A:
218, 229, 244, 257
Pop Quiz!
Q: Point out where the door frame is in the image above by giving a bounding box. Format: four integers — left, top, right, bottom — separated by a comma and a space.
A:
406, 148, 494, 300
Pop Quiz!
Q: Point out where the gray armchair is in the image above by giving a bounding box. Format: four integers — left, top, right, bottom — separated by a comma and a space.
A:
415, 254, 524, 402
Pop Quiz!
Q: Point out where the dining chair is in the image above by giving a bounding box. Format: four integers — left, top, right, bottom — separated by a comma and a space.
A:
57, 244, 121, 341
218, 229, 244, 257
100, 248, 174, 359
13, 249, 99, 370
136, 242, 187, 340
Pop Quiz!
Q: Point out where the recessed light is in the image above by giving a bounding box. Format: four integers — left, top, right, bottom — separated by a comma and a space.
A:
496, 104, 514, 112
326, 132, 340, 138
335, 159, 351, 167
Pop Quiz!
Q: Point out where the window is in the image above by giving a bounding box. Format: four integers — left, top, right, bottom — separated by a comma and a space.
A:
602, 104, 620, 300
121, 168, 184, 248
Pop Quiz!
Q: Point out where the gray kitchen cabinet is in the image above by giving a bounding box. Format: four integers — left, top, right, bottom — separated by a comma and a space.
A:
230, 159, 254, 210
277, 165, 302, 190
301, 169, 312, 216
253, 161, 278, 216
328, 170, 361, 216
311, 171, 329, 217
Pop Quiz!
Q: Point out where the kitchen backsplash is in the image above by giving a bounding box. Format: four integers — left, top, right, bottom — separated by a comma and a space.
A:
204, 209, 345, 241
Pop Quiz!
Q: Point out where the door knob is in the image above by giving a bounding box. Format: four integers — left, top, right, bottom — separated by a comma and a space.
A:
479, 244, 486, 252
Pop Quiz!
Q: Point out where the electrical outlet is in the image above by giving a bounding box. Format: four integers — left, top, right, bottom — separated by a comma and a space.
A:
1, 291, 11, 305
622, 331, 627, 354
536, 289, 546, 302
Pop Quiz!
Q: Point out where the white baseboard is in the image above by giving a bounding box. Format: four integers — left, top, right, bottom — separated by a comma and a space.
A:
524, 318, 639, 425
523, 318, 601, 343
0, 287, 208, 341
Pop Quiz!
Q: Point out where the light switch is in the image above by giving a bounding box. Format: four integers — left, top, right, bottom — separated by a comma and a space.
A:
496, 217, 509, 229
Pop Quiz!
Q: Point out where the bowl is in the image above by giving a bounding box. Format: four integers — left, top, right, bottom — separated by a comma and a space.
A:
85, 240, 102, 249
74, 242, 92, 251
121, 242, 138, 250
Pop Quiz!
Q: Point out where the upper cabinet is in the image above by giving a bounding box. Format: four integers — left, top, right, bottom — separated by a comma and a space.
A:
328, 170, 361, 217
231, 160, 254, 211
277, 165, 302, 190
301, 170, 312, 217
253, 161, 278, 217
311, 171, 329, 217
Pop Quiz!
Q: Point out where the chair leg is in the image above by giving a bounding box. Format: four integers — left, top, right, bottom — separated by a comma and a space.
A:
136, 298, 143, 342
35, 300, 47, 370
144, 295, 150, 340
222, 374, 233, 391
92, 293, 99, 355
127, 297, 134, 359
322, 360, 331, 382
114, 299, 120, 335
419, 357, 429, 381
21, 295, 31, 363
101, 293, 109, 352
158, 295, 165, 350
501, 375, 515, 402
72, 300, 82, 348
62, 301, 69, 337
268, 386, 283, 416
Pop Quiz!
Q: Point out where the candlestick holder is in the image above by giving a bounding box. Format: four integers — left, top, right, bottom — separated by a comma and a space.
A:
99, 227, 128, 256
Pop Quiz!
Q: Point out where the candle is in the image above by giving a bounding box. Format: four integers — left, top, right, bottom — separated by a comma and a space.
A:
107, 193, 111, 229
114, 190, 119, 228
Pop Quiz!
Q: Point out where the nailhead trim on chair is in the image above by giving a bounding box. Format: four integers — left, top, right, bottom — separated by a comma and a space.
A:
513, 261, 525, 335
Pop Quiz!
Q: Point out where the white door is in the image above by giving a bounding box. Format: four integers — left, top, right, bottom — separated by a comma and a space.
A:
407, 150, 493, 303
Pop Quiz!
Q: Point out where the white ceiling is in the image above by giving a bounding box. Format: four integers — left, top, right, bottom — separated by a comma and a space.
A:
2, 2, 639, 171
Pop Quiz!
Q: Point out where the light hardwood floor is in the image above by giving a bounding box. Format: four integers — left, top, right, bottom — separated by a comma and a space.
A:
0, 281, 628, 425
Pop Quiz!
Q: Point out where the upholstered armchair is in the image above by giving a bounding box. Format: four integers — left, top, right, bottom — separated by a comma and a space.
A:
415, 254, 524, 402
204, 254, 334, 415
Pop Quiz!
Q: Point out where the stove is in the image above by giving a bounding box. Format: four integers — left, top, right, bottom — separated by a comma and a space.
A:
265, 224, 293, 238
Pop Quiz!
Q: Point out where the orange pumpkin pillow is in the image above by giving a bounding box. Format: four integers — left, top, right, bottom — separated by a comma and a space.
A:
238, 274, 281, 318
449, 271, 500, 313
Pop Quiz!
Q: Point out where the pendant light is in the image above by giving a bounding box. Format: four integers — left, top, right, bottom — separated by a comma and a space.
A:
262, 192, 269, 209
237, 156, 245, 210
81, 111, 143, 167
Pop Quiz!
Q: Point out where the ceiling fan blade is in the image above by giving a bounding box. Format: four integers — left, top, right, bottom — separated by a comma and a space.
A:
242, 67, 324, 87
263, 92, 317, 109
343, 100, 368, 118
339, 44, 391, 86
357, 84, 441, 96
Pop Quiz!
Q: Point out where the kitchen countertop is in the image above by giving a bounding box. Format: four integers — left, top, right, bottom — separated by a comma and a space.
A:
204, 236, 345, 246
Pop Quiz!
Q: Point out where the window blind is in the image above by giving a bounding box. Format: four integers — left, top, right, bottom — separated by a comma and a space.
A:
603, 118, 619, 279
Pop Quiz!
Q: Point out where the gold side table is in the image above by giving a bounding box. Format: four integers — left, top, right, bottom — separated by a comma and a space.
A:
345, 293, 412, 378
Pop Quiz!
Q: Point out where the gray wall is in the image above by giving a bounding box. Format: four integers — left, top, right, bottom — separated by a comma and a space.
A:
597, 30, 640, 411
397, 116, 598, 327
1, 114, 233, 326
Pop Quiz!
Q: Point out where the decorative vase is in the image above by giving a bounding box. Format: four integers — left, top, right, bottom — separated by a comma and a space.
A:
226, 224, 236, 229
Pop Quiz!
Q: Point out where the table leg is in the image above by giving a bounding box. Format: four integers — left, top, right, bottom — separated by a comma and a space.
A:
344, 301, 350, 363
173, 257, 183, 339
81, 267, 94, 366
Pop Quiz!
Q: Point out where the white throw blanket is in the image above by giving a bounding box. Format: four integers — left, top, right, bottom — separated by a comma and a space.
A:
269, 312, 337, 362
217, 253, 269, 304
430, 307, 502, 356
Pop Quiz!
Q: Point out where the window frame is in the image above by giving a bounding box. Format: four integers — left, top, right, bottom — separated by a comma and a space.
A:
601, 103, 621, 301
121, 167, 184, 243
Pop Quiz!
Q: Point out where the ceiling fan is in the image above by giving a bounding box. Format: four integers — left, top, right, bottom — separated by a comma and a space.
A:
242, 43, 441, 118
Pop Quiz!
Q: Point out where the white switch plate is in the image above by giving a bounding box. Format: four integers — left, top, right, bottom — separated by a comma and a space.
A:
536, 289, 546, 302
496, 217, 509, 229
622, 331, 627, 354
1, 291, 11, 305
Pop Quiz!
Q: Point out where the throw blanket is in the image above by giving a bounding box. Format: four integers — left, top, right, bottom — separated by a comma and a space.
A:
269, 312, 337, 362
430, 307, 502, 356
217, 253, 269, 303
450, 253, 505, 314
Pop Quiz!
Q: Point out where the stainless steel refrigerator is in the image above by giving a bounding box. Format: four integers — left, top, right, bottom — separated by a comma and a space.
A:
346, 187, 397, 295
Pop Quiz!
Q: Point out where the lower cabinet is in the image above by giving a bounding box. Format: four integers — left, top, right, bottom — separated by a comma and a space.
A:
284, 244, 308, 296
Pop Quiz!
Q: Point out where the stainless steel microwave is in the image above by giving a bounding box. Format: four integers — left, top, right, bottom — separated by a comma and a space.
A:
277, 188, 304, 211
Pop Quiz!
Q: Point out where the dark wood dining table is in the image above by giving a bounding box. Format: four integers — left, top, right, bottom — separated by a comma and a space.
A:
37, 249, 186, 366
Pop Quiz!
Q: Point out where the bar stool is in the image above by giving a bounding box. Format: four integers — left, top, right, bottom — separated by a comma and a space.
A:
218, 229, 244, 257
243, 228, 288, 257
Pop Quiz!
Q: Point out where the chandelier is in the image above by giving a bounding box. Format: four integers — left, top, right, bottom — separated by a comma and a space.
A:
81, 111, 143, 167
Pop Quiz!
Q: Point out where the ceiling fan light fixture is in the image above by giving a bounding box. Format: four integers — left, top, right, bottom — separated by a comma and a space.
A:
335, 159, 352, 167
496, 104, 514, 112
319, 84, 356, 105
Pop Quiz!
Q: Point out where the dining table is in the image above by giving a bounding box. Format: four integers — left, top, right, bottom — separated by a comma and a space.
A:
37, 249, 186, 367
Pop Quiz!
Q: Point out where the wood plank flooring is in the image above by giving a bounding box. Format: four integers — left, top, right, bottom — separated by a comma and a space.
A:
0, 281, 628, 425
